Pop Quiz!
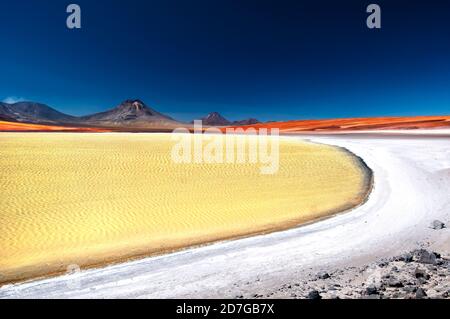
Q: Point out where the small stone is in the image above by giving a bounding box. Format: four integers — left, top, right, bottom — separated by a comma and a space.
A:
414, 267, 430, 279
366, 286, 378, 295
417, 277, 428, 285
416, 288, 427, 299
402, 253, 414, 263
414, 249, 437, 265
403, 286, 417, 293
387, 278, 404, 288
317, 272, 330, 280
431, 220, 446, 230
402, 281, 415, 288
307, 290, 322, 300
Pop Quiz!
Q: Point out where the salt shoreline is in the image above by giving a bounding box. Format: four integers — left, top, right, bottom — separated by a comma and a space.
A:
1, 134, 449, 299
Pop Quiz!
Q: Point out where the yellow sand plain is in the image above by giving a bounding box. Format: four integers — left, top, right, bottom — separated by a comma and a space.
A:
0, 133, 371, 284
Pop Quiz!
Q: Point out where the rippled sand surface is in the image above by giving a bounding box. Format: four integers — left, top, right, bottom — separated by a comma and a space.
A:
0, 133, 371, 284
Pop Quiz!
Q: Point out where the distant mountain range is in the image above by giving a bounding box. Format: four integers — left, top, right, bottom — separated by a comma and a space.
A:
0, 99, 259, 129
78, 99, 181, 128
2, 101, 450, 133
0, 101, 78, 124
0, 113, 16, 122
194, 112, 260, 126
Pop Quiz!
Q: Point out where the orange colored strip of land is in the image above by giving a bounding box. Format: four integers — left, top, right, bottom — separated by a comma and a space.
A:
0, 121, 109, 132
226, 115, 450, 132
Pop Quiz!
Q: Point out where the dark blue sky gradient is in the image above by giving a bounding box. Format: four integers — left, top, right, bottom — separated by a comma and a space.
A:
1, 0, 449, 121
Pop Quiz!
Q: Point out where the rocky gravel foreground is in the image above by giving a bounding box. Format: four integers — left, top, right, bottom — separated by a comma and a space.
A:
245, 249, 450, 299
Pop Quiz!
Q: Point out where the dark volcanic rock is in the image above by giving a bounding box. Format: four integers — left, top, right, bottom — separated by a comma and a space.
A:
433, 252, 442, 259
396, 253, 414, 263
414, 267, 430, 280
366, 286, 379, 295
431, 220, 446, 230
417, 277, 428, 285
387, 278, 404, 288
416, 288, 427, 299
307, 290, 322, 300
403, 286, 417, 293
413, 249, 438, 265
317, 272, 330, 280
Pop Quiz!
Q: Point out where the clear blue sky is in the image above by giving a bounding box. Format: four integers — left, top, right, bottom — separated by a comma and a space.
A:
1, 0, 449, 121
